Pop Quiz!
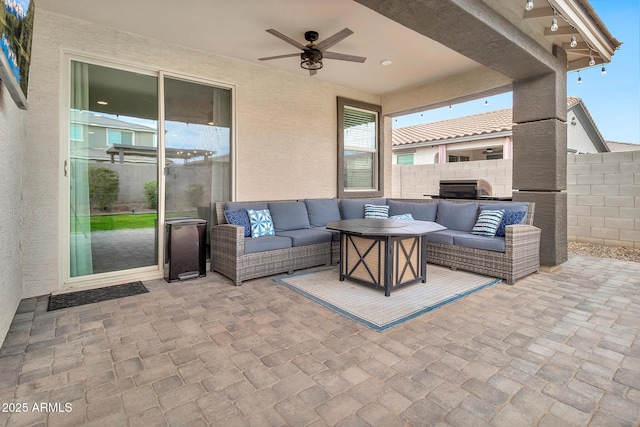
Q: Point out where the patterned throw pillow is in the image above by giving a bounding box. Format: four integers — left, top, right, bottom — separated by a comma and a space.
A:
471, 209, 505, 237
388, 213, 414, 220
364, 204, 389, 219
496, 210, 527, 237
246, 209, 275, 238
224, 209, 251, 237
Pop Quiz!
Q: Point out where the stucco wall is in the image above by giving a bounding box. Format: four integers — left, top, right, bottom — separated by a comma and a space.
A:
0, 84, 25, 344
23, 9, 381, 297
568, 151, 640, 248
567, 113, 601, 154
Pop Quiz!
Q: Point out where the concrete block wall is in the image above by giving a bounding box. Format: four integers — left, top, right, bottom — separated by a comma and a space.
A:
567, 151, 640, 249
391, 151, 640, 248
391, 159, 513, 199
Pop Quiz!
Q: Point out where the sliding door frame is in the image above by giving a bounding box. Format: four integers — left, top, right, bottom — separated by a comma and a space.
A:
59, 51, 236, 291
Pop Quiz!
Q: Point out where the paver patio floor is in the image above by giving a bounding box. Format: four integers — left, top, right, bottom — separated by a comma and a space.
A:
0, 254, 639, 426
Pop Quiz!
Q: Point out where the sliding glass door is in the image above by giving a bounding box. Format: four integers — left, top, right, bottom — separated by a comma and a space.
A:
163, 77, 231, 226
69, 61, 158, 277
68, 59, 232, 283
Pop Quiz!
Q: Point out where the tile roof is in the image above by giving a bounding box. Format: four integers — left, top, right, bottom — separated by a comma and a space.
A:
393, 97, 583, 147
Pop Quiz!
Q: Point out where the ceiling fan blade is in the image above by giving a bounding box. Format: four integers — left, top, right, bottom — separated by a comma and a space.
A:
323, 51, 367, 63
265, 29, 306, 50
315, 28, 353, 51
258, 53, 300, 61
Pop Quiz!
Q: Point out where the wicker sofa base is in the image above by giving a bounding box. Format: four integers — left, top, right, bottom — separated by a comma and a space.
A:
212, 241, 332, 286
426, 224, 541, 284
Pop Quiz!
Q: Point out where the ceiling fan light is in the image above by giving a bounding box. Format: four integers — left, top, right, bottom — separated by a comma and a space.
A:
301, 58, 323, 70
300, 49, 323, 70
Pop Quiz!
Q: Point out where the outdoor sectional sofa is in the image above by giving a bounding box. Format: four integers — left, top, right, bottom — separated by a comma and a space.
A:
211, 197, 540, 286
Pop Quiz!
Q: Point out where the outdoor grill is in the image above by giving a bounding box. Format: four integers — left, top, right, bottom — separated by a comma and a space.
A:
438, 179, 492, 199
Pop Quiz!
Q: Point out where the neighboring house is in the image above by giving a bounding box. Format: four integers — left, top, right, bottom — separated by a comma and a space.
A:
606, 141, 640, 152
393, 97, 610, 165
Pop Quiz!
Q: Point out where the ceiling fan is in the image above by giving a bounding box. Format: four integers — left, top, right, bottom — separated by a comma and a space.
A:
259, 28, 366, 75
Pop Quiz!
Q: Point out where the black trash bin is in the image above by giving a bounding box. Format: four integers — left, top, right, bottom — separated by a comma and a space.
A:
164, 218, 207, 282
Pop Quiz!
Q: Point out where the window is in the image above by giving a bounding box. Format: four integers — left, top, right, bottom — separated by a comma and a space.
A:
107, 129, 133, 146
338, 97, 383, 198
70, 123, 83, 141
397, 153, 414, 165
449, 155, 470, 162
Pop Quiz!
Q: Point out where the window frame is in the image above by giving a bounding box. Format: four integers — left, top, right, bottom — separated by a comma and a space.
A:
337, 97, 383, 199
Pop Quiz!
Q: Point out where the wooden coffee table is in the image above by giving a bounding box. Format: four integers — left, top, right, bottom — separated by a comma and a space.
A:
326, 218, 446, 296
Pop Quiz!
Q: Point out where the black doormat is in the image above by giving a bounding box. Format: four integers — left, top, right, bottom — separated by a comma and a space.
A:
47, 281, 148, 311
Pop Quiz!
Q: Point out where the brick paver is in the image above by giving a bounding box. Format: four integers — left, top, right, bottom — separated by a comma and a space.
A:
0, 253, 639, 426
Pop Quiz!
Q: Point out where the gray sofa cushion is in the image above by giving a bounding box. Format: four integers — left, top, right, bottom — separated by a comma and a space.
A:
387, 200, 437, 221
304, 198, 342, 227
276, 229, 333, 246
453, 234, 506, 252
268, 202, 311, 231
244, 236, 292, 254
340, 198, 386, 220
311, 226, 341, 241
225, 201, 268, 212
426, 229, 472, 245
436, 200, 478, 231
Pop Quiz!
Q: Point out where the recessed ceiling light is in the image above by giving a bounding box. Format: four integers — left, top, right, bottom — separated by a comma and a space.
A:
380, 59, 392, 66
97, 100, 108, 105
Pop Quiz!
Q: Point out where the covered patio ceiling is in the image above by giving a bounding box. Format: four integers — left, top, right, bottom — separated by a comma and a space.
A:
37, 0, 619, 98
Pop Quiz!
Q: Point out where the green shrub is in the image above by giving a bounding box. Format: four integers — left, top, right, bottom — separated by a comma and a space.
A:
143, 181, 158, 210
88, 167, 119, 211
185, 183, 204, 207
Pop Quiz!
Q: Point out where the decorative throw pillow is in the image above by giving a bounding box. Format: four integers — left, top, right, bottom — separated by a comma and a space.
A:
224, 209, 251, 237
246, 209, 275, 238
471, 209, 505, 237
496, 210, 527, 237
364, 204, 390, 219
389, 213, 414, 220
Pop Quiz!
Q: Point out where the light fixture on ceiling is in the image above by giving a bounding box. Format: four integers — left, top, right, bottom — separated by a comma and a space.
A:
570, 34, 577, 48
485, 148, 494, 153
601, 65, 607, 76
300, 48, 323, 71
525, 0, 534, 11
550, 12, 559, 32
588, 52, 596, 66
380, 59, 392, 66
577, 71, 582, 85
97, 100, 108, 105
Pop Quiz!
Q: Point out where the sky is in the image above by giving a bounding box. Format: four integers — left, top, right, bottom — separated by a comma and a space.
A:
393, 0, 640, 145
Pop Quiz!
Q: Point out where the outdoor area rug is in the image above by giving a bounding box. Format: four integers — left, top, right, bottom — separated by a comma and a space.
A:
47, 281, 148, 311
274, 266, 501, 331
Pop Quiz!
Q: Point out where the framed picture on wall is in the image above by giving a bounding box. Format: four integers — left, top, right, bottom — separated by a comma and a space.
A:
0, 0, 34, 109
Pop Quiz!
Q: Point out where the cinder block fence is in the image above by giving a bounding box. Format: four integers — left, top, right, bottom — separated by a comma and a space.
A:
392, 151, 640, 249
567, 151, 640, 249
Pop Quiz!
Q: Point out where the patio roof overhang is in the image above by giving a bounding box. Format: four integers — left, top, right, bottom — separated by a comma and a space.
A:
36, 0, 620, 106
